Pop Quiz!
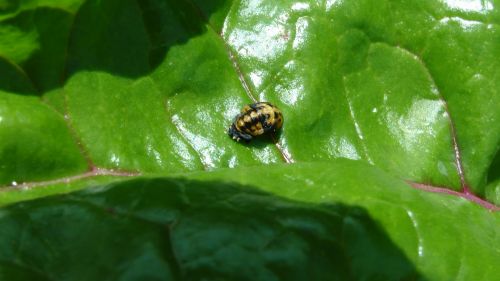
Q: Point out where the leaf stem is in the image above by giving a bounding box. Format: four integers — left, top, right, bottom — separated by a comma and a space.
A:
0, 168, 140, 191
408, 181, 499, 211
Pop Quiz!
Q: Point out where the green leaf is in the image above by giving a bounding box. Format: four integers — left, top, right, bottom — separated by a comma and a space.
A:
221, 0, 500, 191
0, 0, 499, 280
0, 1, 83, 93
0, 73, 86, 184
1, 0, 498, 190
1, 161, 498, 280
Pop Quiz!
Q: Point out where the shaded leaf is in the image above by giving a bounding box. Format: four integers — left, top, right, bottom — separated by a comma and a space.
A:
3, 161, 499, 280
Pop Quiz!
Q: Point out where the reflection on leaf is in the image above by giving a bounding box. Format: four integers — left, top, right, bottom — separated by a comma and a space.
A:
0, 1, 499, 280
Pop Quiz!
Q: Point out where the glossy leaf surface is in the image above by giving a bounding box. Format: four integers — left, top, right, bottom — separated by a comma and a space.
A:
0, 0, 499, 280
0, 0, 497, 191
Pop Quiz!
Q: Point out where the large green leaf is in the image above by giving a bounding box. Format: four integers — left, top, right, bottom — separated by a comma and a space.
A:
0, 0, 499, 280
1, 161, 498, 280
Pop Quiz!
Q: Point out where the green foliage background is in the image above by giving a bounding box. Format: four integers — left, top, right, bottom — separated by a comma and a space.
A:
0, 0, 499, 280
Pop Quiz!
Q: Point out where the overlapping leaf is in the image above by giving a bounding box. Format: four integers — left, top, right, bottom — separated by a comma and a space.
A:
1, 161, 498, 280
0, 0, 499, 280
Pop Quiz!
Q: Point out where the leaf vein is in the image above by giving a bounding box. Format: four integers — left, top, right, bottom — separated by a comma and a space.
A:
183, 0, 294, 164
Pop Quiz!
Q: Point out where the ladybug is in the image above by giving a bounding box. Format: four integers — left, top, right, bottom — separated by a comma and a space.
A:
228, 102, 284, 142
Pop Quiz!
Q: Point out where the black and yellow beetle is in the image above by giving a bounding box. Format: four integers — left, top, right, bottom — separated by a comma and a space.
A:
228, 102, 283, 142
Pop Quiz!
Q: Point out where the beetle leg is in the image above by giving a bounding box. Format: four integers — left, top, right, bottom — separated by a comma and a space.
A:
231, 131, 252, 142
228, 124, 252, 142
238, 131, 252, 142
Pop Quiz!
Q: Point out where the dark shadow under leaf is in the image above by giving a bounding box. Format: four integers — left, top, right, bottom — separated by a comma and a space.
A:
0, 177, 424, 281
